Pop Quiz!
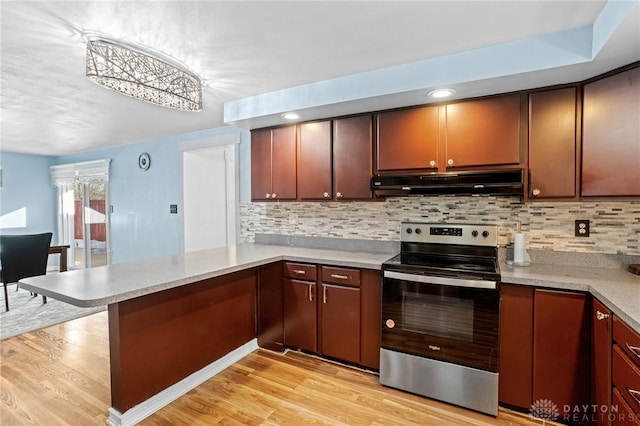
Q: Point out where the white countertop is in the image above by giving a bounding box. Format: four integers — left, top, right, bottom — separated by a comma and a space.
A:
20, 243, 640, 333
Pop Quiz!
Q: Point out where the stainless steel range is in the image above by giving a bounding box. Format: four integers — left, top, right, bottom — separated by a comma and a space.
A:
380, 222, 500, 416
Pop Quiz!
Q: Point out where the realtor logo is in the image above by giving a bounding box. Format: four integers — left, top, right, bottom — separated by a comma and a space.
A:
530, 399, 560, 421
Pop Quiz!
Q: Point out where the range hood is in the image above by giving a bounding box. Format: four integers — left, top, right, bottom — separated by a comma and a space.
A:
371, 169, 524, 197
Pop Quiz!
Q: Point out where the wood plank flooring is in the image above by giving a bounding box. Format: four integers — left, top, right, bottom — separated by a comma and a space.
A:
1, 311, 547, 425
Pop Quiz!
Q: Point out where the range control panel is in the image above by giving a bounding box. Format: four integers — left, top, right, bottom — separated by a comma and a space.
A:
401, 222, 498, 247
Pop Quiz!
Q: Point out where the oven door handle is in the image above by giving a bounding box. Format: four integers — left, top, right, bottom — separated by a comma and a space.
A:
383, 270, 497, 290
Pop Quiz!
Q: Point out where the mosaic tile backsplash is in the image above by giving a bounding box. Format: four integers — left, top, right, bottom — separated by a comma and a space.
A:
240, 197, 640, 255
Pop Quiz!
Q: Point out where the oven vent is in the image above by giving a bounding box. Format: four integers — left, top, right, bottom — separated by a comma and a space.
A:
371, 169, 524, 197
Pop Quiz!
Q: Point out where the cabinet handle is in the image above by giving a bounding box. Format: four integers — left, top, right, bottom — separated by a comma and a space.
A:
308, 284, 314, 302
447, 159, 454, 166
271, 193, 277, 198
336, 192, 343, 198
596, 310, 609, 321
532, 188, 541, 197
330, 274, 349, 280
626, 343, 640, 360
323, 192, 330, 198
323, 285, 327, 304
429, 160, 436, 167
292, 269, 306, 275
265, 193, 271, 199
629, 389, 640, 406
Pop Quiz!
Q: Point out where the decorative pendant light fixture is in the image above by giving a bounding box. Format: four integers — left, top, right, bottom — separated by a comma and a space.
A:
86, 37, 202, 111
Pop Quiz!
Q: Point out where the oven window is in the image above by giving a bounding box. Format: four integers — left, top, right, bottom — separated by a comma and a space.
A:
402, 291, 474, 342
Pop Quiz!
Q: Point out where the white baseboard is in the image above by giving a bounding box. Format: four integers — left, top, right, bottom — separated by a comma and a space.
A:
107, 339, 258, 426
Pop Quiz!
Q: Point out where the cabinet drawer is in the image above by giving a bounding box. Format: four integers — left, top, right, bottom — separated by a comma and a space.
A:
321, 266, 361, 287
284, 263, 317, 281
613, 345, 640, 414
614, 316, 640, 368
613, 387, 640, 425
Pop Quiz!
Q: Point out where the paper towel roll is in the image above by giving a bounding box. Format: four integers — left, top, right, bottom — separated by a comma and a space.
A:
514, 233, 526, 264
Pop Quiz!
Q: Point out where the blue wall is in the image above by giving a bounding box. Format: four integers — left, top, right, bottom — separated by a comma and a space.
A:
0, 152, 57, 239
53, 125, 250, 264
1, 125, 250, 265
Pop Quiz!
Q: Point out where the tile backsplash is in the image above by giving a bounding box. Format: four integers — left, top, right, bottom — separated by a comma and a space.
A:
240, 197, 640, 255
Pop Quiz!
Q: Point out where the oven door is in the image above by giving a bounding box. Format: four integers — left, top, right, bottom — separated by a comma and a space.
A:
382, 269, 499, 372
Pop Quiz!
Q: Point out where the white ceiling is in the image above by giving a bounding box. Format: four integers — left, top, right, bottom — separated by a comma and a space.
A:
1, 1, 639, 156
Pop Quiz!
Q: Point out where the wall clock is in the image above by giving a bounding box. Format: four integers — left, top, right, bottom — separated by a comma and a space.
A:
138, 153, 151, 171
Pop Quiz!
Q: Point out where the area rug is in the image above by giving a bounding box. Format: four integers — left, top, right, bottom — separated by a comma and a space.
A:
0, 284, 106, 340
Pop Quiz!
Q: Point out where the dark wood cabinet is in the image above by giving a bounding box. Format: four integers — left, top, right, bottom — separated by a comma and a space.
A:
250, 126, 297, 201
613, 316, 640, 424
283, 277, 317, 352
298, 121, 332, 200
499, 284, 534, 410
320, 282, 361, 364
528, 87, 578, 199
533, 289, 590, 411
592, 298, 613, 426
445, 94, 521, 168
333, 115, 373, 200
376, 106, 439, 172
582, 66, 640, 197
257, 262, 284, 352
360, 269, 382, 370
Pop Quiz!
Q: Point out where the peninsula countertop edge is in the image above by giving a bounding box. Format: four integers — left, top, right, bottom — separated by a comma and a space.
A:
19, 243, 640, 333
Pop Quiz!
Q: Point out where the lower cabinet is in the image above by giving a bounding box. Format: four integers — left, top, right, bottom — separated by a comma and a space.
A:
278, 261, 381, 370
612, 316, 640, 425
257, 262, 285, 352
592, 298, 613, 426
499, 285, 591, 417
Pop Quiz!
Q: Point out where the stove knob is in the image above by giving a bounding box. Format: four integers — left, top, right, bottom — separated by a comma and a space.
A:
482, 230, 490, 238
406, 228, 413, 234
415, 228, 422, 234
472, 230, 479, 238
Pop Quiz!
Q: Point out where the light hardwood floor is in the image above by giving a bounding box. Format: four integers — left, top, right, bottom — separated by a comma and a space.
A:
1, 312, 546, 425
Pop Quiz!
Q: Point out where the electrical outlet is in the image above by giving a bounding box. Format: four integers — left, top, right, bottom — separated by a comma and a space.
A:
170, 204, 178, 214
575, 219, 590, 237
288, 213, 298, 225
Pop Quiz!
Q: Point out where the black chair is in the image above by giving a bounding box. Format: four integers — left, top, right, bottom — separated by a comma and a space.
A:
0, 232, 53, 312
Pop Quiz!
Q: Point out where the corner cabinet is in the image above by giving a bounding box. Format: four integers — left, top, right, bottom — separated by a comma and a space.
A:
528, 87, 578, 199
592, 298, 612, 426
251, 126, 297, 201
582, 66, 640, 197
444, 94, 521, 169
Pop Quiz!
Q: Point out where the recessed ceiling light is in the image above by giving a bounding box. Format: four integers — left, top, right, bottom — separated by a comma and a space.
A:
427, 88, 456, 99
281, 112, 300, 120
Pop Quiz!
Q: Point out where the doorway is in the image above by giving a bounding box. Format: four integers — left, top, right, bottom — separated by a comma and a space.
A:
182, 145, 237, 253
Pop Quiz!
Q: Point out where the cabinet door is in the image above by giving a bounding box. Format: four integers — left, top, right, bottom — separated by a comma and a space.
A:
257, 262, 284, 352
298, 121, 332, 200
283, 278, 317, 352
320, 283, 360, 364
333, 115, 373, 200
376, 106, 439, 172
360, 269, 381, 370
533, 290, 590, 411
251, 128, 273, 201
582, 67, 640, 197
529, 88, 577, 199
271, 126, 297, 200
445, 94, 521, 168
592, 298, 612, 426
499, 284, 534, 410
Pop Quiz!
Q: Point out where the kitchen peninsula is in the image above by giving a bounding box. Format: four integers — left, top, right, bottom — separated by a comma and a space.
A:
20, 243, 640, 425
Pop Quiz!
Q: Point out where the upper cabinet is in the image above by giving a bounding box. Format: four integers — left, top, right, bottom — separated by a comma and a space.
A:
528, 87, 577, 199
333, 115, 373, 200
444, 94, 521, 168
251, 126, 297, 201
298, 121, 332, 200
582, 66, 640, 197
376, 106, 439, 172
